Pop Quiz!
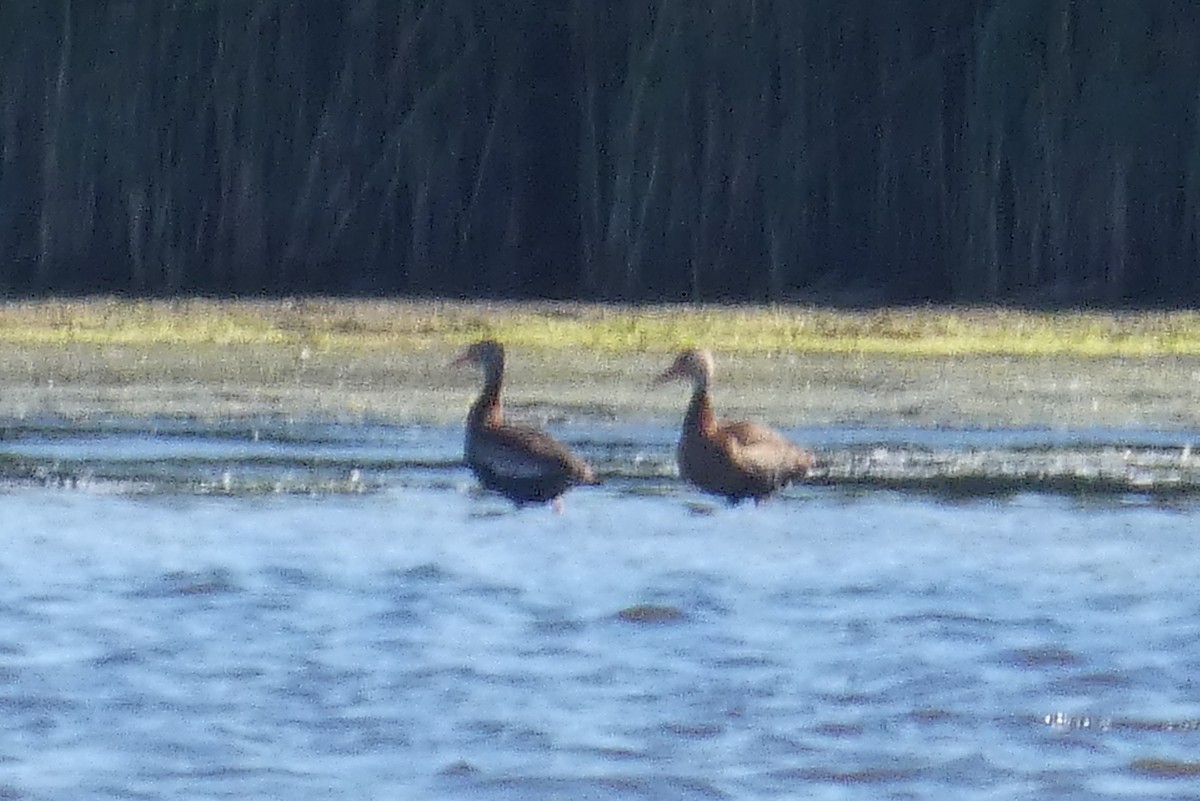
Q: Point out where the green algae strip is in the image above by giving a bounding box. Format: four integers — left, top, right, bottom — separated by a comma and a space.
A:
3, 298, 1200, 357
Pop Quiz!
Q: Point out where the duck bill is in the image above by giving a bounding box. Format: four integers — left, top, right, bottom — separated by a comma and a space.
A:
652, 365, 683, 387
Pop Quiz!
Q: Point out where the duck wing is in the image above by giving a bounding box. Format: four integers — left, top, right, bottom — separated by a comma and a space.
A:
717, 420, 814, 480
469, 423, 597, 484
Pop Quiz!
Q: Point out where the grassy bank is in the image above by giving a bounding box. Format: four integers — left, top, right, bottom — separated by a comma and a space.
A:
1, 298, 1199, 428
3, 298, 1200, 357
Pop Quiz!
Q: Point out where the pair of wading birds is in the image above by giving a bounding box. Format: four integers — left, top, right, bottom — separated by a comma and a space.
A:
454, 340, 814, 511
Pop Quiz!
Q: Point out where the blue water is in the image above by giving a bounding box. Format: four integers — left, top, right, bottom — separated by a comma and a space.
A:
2, 419, 1200, 799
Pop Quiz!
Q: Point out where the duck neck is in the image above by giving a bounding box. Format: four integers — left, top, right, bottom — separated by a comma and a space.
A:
469, 366, 504, 428
684, 381, 716, 435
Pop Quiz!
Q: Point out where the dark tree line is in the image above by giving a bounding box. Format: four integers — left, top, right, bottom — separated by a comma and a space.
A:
2, 0, 1199, 304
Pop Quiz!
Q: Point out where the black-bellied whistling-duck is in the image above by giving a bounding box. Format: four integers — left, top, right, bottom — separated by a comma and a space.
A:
454, 340, 598, 509
656, 348, 814, 504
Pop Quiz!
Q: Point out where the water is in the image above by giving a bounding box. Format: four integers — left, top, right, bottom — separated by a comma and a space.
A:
2, 417, 1200, 800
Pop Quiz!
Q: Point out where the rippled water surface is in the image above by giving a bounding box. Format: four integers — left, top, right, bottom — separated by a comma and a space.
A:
3, 417, 1200, 800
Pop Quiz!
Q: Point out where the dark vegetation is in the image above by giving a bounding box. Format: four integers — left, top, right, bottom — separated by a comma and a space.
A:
2, 1, 1198, 304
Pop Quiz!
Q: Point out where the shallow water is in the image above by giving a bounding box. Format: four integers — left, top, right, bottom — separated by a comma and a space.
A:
2, 418, 1200, 800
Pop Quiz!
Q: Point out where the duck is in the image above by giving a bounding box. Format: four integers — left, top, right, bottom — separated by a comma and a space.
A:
454, 339, 598, 510
655, 348, 814, 504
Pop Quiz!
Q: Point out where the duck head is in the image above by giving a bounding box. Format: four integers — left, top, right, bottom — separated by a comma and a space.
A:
654, 348, 715, 389
453, 339, 505, 376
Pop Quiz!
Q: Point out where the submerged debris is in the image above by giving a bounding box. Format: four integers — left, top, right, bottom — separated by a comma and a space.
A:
808, 442, 1200, 499
1129, 758, 1200, 778
615, 604, 688, 624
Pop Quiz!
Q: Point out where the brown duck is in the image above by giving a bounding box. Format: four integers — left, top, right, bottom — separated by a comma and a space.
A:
656, 348, 814, 504
455, 340, 598, 509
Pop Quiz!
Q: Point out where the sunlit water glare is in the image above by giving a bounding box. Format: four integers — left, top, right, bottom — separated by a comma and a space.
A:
2, 418, 1199, 800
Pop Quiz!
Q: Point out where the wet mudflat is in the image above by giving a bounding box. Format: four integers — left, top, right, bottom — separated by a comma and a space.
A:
2, 342, 1200, 429
2, 342, 1200, 799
